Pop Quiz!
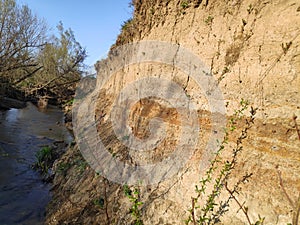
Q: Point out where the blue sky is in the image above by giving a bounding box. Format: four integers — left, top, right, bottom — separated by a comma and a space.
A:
17, 0, 133, 68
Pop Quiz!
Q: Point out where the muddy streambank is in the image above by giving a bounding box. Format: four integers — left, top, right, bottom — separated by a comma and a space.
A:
0, 102, 72, 225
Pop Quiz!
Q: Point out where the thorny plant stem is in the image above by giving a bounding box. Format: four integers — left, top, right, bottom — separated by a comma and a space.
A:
293, 115, 300, 141
225, 183, 252, 225
187, 101, 256, 224
278, 172, 300, 225
191, 198, 197, 225
277, 170, 295, 208
293, 114, 300, 225
276, 115, 300, 225
294, 194, 300, 225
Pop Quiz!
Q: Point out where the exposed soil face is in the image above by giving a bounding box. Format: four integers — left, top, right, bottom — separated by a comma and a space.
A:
46, 0, 300, 224
46, 115, 300, 225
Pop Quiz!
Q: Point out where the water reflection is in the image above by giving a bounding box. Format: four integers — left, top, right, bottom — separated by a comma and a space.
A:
0, 102, 72, 225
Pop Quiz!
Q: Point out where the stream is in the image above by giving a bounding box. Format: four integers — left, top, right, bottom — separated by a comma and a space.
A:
0, 102, 72, 225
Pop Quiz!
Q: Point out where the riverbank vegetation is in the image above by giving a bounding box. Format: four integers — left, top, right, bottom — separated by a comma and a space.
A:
0, 0, 87, 107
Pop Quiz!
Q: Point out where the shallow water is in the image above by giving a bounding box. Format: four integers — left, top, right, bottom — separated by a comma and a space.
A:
0, 102, 72, 225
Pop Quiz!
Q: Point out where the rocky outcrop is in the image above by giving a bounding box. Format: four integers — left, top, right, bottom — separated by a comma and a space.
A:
46, 0, 300, 224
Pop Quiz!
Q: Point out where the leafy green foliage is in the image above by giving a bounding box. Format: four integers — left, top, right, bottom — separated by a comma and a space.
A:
56, 162, 71, 175
186, 100, 259, 225
181, 1, 190, 9
124, 185, 144, 225
74, 157, 89, 174
34, 146, 56, 174
205, 15, 214, 25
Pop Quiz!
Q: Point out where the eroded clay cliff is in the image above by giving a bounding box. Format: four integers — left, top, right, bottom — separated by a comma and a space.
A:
46, 1, 300, 224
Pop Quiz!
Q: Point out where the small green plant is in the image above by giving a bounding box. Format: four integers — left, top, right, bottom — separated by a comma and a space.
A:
93, 197, 105, 209
121, 18, 133, 31
33, 146, 56, 174
75, 157, 89, 173
56, 162, 71, 175
56, 154, 88, 176
124, 184, 144, 225
205, 15, 214, 25
64, 98, 75, 106
181, 1, 190, 10
122, 135, 130, 141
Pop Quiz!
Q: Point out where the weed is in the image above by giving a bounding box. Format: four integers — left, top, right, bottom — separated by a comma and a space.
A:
121, 18, 133, 31
122, 135, 130, 141
94, 197, 105, 209
33, 146, 56, 174
205, 15, 214, 25
64, 98, 74, 106
56, 162, 71, 175
181, 1, 190, 10
75, 158, 89, 173
186, 100, 260, 224
124, 184, 144, 225
55, 154, 88, 176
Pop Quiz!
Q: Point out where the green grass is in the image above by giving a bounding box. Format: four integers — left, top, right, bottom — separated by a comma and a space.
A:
33, 146, 56, 174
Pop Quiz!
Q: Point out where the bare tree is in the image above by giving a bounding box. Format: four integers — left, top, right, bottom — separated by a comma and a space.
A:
29, 22, 87, 101
0, 0, 47, 82
0, 0, 87, 103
